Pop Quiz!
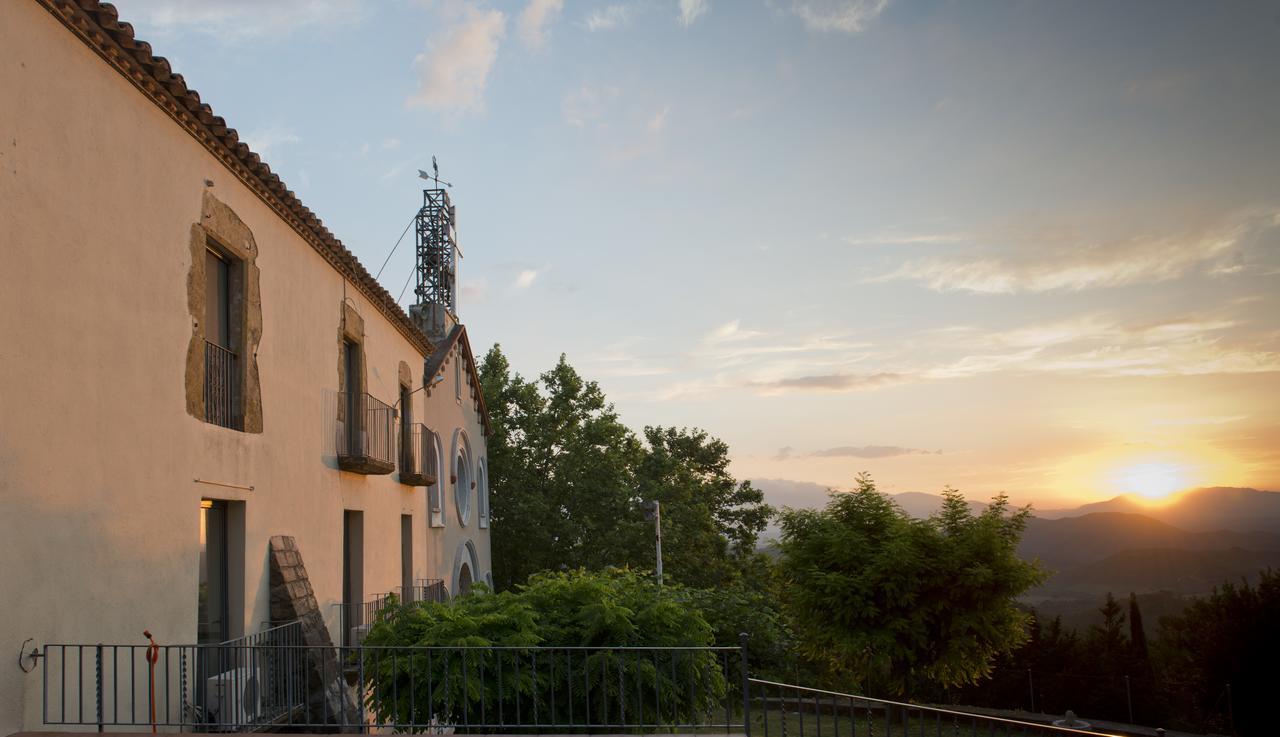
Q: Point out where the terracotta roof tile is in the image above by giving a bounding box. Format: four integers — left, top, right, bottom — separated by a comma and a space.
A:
36, 0, 435, 357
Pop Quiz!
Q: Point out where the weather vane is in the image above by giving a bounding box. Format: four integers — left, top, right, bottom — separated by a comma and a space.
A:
418, 155, 453, 188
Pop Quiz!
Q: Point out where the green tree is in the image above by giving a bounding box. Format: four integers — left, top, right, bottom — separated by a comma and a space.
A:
1156, 569, 1280, 735
362, 569, 726, 730
479, 347, 645, 588
635, 426, 773, 588
778, 473, 1044, 696
478, 346, 771, 591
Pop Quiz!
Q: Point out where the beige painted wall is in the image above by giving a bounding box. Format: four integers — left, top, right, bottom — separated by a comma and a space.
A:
0, 3, 491, 733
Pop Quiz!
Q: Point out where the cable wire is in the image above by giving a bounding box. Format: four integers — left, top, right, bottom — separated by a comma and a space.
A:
375, 213, 417, 281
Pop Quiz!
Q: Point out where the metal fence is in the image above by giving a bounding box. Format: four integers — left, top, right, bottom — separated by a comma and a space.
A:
41, 622, 306, 732
203, 340, 238, 429
748, 679, 1123, 737
400, 578, 449, 604
338, 594, 395, 647
42, 642, 745, 733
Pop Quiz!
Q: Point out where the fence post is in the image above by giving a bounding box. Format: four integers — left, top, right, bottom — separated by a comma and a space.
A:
95, 643, 104, 733
739, 632, 751, 737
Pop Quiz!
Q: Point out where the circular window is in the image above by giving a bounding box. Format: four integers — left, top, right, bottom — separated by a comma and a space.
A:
450, 442, 471, 524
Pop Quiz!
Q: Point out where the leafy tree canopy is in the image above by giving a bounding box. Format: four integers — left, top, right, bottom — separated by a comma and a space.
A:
362, 569, 726, 729
479, 345, 772, 591
777, 473, 1045, 696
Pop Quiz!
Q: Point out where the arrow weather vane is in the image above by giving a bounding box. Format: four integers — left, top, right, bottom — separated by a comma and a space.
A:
418, 155, 453, 188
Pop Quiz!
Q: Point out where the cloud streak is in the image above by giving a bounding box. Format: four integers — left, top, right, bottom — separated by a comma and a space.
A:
790, 0, 889, 34
517, 0, 563, 50
584, 5, 631, 31
871, 209, 1280, 294
679, 0, 709, 27
407, 5, 507, 115
777, 445, 940, 460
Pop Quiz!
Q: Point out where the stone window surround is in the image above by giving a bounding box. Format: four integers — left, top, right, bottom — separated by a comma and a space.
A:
185, 190, 264, 432
336, 300, 367, 427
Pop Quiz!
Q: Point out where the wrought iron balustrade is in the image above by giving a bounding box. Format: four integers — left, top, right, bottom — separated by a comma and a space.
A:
399, 423, 438, 486
335, 391, 396, 474
204, 340, 239, 430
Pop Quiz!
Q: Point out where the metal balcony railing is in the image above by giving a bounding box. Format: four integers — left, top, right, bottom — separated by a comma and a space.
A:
204, 340, 239, 430
399, 423, 438, 486
398, 579, 448, 605
336, 391, 396, 475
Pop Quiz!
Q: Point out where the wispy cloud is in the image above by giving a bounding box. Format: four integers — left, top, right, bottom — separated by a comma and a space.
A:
648, 106, 671, 133
242, 126, 301, 158
407, 4, 507, 115
562, 84, 620, 127
120, 0, 365, 40
679, 0, 709, 27
705, 320, 767, 344
789, 0, 888, 34
749, 372, 904, 394
513, 269, 541, 289
584, 5, 631, 31
517, 0, 564, 50
845, 231, 968, 246
871, 209, 1280, 294
777, 445, 940, 460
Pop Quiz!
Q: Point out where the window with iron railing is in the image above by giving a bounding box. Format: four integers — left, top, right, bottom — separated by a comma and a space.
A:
399, 423, 437, 487
336, 391, 397, 475
203, 246, 242, 430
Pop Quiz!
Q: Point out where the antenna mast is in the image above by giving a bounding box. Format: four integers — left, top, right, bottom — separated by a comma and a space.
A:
414, 158, 458, 319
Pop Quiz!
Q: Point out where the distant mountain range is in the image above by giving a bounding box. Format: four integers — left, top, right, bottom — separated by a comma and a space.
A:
751, 480, 1280, 629
1034, 487, 1280, 533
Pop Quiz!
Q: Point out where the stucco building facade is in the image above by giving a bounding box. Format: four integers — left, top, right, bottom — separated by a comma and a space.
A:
0, 1, 493, 733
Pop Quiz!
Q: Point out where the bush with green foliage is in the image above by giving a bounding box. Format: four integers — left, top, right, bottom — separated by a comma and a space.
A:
360, 569, 728, 730
778, 473, 1045, 697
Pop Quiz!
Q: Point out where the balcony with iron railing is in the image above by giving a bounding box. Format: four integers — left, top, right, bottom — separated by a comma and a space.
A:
204, 340, 240, 430
336, 391, 396, 475
399, 423, 438, 487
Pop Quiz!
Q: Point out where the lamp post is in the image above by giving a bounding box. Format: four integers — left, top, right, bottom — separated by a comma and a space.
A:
642, 500, 663, 585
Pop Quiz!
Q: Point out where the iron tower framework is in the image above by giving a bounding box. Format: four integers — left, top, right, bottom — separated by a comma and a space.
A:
414, 188, 457, 314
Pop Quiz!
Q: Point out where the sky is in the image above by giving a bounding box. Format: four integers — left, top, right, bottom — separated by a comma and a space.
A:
111, 0, 1280, 509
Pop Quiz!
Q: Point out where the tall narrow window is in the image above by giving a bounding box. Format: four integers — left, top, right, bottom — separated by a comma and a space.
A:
197, 500, 229, 644
203, 247, 239, 429
343, 340, 361, 455
477, 459, 489, 529
400, 384, 413, 474
401, 515, 413, 601
342, 511, 364, 647
428, 432, 445, 528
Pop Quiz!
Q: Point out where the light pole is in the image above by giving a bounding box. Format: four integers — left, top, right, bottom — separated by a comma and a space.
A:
642, 500, 663, 585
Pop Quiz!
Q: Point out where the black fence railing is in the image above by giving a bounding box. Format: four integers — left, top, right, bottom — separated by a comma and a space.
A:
338, 593, 395, 648
41, 642, 745, 733
336, 391, 396, 474
204, 340, 239, 429
399, 422, 438, 486
41, 622, 306, 732
747, 679, 1122, 737
399, 578, 449, 604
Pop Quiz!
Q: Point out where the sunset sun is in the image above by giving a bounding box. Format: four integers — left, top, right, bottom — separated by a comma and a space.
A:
1111, 461, 1192, 500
